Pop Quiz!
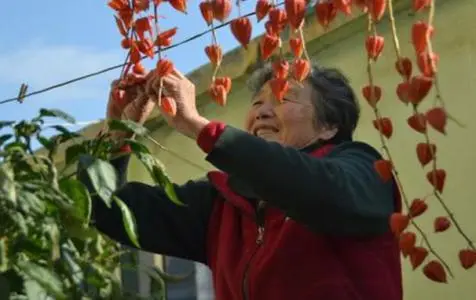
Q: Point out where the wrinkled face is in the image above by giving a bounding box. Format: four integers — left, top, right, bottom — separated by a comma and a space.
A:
245, 79, 337, 149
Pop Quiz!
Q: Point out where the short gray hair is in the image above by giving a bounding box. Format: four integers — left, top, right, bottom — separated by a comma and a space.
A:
247, 60, 360, 141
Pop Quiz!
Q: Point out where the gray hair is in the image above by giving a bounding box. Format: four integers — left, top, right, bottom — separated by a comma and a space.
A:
247, 60, 360, 141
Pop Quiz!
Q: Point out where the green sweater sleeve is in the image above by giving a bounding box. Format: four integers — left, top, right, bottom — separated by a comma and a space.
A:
205, 126, 395, 236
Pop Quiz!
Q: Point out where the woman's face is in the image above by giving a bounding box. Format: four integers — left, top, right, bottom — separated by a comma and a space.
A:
245, 79, 337, 148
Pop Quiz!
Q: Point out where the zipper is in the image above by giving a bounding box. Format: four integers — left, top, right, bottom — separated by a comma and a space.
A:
242, 201, 266, 300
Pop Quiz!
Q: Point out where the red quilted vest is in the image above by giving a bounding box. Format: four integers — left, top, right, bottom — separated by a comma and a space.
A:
205, 144, 403, 300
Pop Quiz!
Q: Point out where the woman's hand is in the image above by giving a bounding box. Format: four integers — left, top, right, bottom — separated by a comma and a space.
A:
106, 74, 156, 140
146, 67, 210, 139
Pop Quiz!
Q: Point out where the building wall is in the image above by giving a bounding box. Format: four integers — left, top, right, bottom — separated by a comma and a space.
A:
126, 0, 475, 298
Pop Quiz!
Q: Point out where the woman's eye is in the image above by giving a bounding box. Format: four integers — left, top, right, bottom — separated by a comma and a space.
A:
252, 101, 262, 106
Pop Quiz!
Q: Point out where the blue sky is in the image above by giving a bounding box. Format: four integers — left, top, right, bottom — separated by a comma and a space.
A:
0, 1, 266, 147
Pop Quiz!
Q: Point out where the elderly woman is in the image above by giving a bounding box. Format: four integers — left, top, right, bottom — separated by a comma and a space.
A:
81, 62, 402, 300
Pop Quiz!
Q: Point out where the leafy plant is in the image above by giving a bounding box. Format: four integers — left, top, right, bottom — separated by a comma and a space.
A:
0, 109, 183, 299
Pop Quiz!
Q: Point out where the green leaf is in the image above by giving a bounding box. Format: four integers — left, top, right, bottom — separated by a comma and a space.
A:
44, 222, 60, 261
65, 144, 86, 166
16, 261, 66, 299
58, 178, 92, 223
24, 280, 48, 300
0, 164, 16, 205
4, 142, 27, 153
133, 152, 184, 206
18, 190, 45, 215
151, 266, 194, 283
113, 196, 140, 248
108, 119, 148, 136
37, 136, 55, 151
0, 121, 15, 129
0, 238, 8, 272
39, 108, 76, 124
0, 134, 13, 147
125, 139, 151, 154
78, 155, 117, 207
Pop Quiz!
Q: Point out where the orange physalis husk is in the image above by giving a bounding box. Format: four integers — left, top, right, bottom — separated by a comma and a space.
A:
137, 38, 155, 58
289, 38, 304, 57
365, 35, 384, 61
396, 82, 410, 104
425, 107, 447, 134
409, 199, 428, 218
284, 0, 307, 30
264, 21, 277, 36
407, 113, 427, 134
272, 60, 290, 79
156, 59, 174, 77
114, 15, 128, 37
408, 75, 433, 105
426, 169, 446, 193
412, 21, 434, 54
367, 0, 386, 22
395, 57, 412, 80
268, 8, 288, 34
423, 261, 447, 283
230, 17, 252, 49
260, 34, 280, 60
121, 38, 132, 49
135, 17, 153, 40
459, 249, 476, 270
315, 1, 337, 29
118, 8, 133, 29
108, 0, 129, 11
372, 117, 393, 139
362, 85, 382, 108
168, 0, 187, 13
270, 78, 289, 102
389, 213, 409, 236
256, 0, 272, 22
212, 0, 232, 22
133, 62, 146, 74
416, 143, 436, 167
399, 231, 416, 257
334, 0, 352, 16
214, 77, 232, 93
160, 96, 177, 116
205, 44, 223, 66
199, 1, 214, 26
293, 58, 310, 82
374, 159, 392, 182
413, 0, 431, 12
417, 51, 439, 77
434, 216, 451, 233
410, 247, 429, 270
156, 27, 178, 47
209, 83, 228, 106
134, 0, 150, 13
130, 43, 142, 64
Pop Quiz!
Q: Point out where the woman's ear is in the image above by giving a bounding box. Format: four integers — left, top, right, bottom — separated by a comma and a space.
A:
317, 126, 338, 141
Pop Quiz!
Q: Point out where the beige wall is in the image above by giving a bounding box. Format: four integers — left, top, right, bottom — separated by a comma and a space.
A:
127, 0, 475, 298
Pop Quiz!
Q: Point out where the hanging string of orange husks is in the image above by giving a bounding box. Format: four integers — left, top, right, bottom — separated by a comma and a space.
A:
107, 0, 185, 117
386, 0, 475, 279
310, 0, 475, 283
199, 0, 233, 106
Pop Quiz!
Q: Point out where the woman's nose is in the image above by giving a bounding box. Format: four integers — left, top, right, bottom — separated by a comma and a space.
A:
255, 102, 275, 120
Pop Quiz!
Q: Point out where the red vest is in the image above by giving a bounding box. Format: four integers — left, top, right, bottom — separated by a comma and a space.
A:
206, 144, 403, 300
